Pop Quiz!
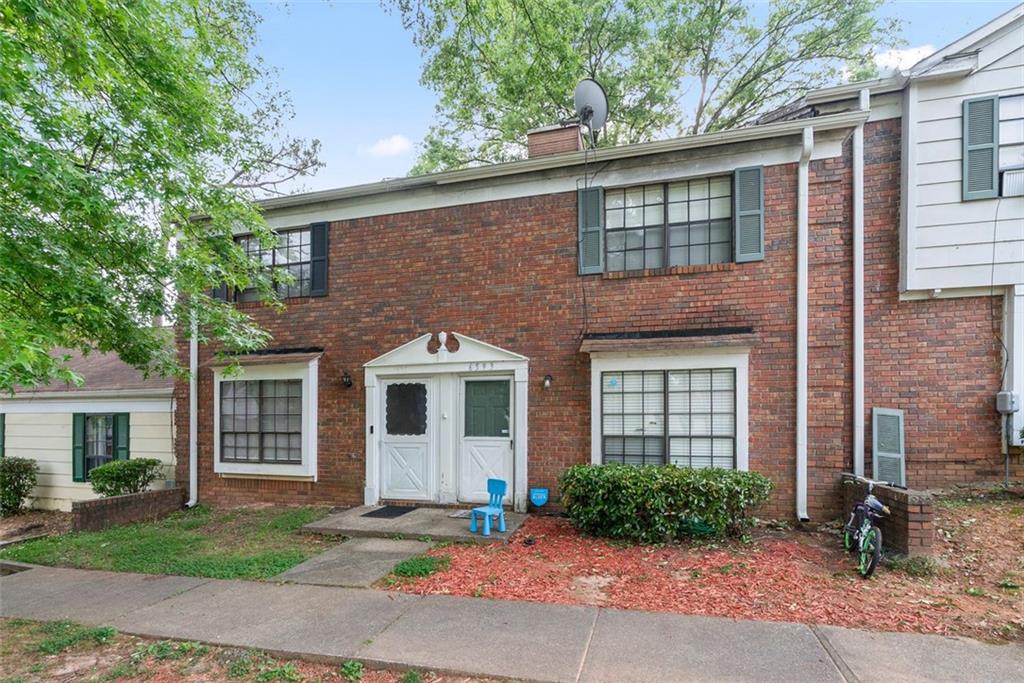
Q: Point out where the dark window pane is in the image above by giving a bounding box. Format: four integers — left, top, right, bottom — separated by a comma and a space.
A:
386, 383, 428, 436
465, 381, 510, 437
220, 379, 303, 464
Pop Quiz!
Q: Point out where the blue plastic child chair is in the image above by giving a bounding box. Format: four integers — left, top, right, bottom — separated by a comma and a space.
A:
469, 479, 507, 537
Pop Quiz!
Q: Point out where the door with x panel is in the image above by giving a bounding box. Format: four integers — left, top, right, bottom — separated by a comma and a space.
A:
459, 378, 513, 504
381, 379, 434, 501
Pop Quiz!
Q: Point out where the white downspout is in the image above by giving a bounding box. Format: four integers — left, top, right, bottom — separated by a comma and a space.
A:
853, 89, 869, 477
797, 126, 814, 522
187, 315, 199, 507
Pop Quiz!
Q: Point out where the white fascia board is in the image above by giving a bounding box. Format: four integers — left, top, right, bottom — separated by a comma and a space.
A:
805, 76, 908, 105
0, 396, 172, 414
3, 387, 173, 401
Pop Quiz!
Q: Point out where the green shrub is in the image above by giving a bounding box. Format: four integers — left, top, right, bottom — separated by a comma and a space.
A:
0, 456, 39, 514
89, 458, 164, 497
559, 464, 773, 543
392, 554, 450, 578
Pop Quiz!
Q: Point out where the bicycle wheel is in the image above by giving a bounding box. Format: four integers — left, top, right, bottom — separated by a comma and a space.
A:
843, 510, 860, 553
858, 525, 882, 578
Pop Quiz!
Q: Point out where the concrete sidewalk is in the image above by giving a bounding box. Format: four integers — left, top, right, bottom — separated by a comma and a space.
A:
1, 562, 1021, 682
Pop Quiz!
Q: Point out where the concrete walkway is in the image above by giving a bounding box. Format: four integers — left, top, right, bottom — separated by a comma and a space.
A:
305, 506, 527, 544
1, 562, 1021, 682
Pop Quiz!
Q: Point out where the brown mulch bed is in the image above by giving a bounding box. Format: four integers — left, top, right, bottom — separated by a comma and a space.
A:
387, 490, 1024, 643
0, 510, 71, 543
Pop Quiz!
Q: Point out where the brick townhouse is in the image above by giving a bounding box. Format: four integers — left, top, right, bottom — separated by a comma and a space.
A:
174, 7, 1024, 520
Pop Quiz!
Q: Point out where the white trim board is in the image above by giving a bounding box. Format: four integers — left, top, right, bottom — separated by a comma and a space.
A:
0, 397, 172, 414
212, 359, 319, 480
587, 349, 750, 471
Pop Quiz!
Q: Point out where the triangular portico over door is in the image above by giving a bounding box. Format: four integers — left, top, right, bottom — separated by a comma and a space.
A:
363, 332, 530, 512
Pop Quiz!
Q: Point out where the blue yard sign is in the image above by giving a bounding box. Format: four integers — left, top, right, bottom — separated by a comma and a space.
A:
529, 487, 549, 507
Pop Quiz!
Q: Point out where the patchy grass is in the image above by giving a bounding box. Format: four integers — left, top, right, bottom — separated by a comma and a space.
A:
392, 554, 451, 578
0, 505, 336, 580
30, 620, 117, 654
387, 489, 1024, 643
0, 618, 497, 683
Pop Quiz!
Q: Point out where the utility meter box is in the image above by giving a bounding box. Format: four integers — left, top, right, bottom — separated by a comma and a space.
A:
996, 391, 1020, 414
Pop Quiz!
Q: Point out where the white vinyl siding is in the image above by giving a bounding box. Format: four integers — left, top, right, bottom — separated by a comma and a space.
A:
0, 409, 174, 511
904, 22, 1024, 292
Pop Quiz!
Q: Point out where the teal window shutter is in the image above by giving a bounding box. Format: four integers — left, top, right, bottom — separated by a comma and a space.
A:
962, 96, 999, 201
733, 166, 764, 262
872, 407, 905, 487
72, 413, 86, 482
310, 222, 328, 296
0, 413, 5, 458
114, 413, 130, 461
578, 186, 605, 274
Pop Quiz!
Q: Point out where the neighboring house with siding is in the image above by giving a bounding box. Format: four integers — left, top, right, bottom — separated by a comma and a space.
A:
0, 350, 176, 511
171, 7, 1022, 521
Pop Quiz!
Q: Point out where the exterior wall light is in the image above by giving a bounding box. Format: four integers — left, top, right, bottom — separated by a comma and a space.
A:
543, 374, 553, 389
341, 370, 353, 388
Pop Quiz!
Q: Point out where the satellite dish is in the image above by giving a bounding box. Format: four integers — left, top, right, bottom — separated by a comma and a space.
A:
574, 78, 608, 136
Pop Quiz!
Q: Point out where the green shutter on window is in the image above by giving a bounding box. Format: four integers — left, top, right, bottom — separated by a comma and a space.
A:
0, 413, 5, 458
733, 166, 764, 262
72, 413, 86, 482
578, 186, 605, 274
310, 222, 328, 296
962, 96, 999, 201
114, 413, 130, 461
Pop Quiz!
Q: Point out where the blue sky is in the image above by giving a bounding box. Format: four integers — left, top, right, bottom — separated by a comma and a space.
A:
251, 0, 1021, 194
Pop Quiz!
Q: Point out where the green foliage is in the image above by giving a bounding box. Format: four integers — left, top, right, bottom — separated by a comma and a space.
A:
33, 620, 117, 655
339, 660, 364, 681
0, 505, 330, 580
134, 640, 208, 662
88, 459, 164, 497
0, 0, 323, 393
559, 464, 773, 543
391, 0, 900, 173
0, 457, 38, 514
399, 671, 423, 683
888, 555, 941, 578
256, 662, 301, 682
392, 554, 451, 578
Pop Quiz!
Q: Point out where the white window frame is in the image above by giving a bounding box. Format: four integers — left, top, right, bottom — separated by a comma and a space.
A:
213, 359, 318, 479
589, 349, 749, 471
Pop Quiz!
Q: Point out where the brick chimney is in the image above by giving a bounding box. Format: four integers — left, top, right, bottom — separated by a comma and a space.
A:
526, 123, 583, 158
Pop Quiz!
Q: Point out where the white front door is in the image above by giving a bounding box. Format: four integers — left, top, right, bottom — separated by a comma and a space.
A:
381, 379, 435, 501
459, 378, 513, 504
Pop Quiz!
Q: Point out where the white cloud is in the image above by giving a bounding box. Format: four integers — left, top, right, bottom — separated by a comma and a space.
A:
363, 134, 413, 158
874, 44, 935, 74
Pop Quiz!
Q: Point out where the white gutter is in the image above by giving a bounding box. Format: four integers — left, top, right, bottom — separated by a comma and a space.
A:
187, 315, 199, 508
796, 126, 814, 522
1, 387, 173, 401
853, 89, 869, 477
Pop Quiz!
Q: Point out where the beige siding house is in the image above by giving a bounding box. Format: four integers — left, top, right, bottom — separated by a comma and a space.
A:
0, 351, 176, 511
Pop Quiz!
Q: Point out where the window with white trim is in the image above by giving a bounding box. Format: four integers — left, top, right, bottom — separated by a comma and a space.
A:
601, 368, 736, 468
604, 177, 733, 272
220, 379, 303, 463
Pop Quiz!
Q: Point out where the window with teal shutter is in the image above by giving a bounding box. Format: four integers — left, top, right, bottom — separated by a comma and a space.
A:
578, 186, 605, 274
72, 413, 129, 481
963, 96, 999, 200
733, 166, 764, 262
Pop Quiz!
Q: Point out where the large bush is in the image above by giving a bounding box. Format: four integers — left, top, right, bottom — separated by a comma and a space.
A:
559, 464, 773, 542
89, 459, 164, 497
0, 457, 39, 514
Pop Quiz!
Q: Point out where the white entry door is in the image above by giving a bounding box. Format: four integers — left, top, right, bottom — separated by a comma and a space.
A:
459, 378, 513, 504
381, 379, 435, 501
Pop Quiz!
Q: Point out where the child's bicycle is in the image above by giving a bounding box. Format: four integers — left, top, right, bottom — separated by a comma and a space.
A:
842, 476, 895, 577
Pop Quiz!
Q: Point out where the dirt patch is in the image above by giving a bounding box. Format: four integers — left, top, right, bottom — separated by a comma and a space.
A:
0, 510, 70, 542
0, 617, 500, 682
389, 489, 1024, 643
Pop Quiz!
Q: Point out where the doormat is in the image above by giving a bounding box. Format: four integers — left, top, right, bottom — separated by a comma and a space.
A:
361, 506, 416, 519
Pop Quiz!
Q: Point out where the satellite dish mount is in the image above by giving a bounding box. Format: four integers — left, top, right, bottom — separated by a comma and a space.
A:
571, 78, 608, 149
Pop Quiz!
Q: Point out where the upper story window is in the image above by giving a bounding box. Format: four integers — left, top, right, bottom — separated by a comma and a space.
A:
236, 228, 312, 301
604, 177, 733, 272
215, 222, 328, 302
963, 94, 1024, 200
577, 167, 763, 275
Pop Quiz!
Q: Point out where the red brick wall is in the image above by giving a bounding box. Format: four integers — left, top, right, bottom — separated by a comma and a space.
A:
72, 488, 184, 532
175, 118, 1013, 520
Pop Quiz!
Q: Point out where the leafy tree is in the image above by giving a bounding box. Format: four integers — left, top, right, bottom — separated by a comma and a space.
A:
0, 0, 321, 393
391, 0, 899, 174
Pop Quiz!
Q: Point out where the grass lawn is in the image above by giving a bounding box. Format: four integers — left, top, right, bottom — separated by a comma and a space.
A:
386, 487, 1024, 643
0, 618, 498, 683
0, 505, 336, 580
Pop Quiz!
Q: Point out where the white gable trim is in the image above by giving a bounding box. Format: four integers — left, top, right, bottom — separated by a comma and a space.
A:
364, 331, 528, 375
